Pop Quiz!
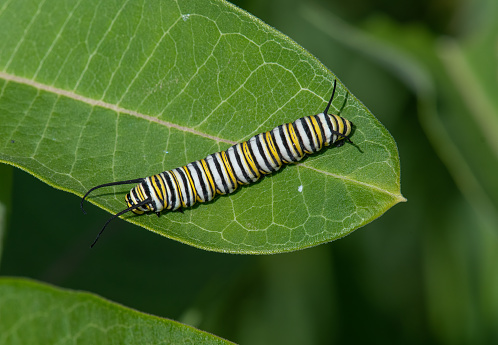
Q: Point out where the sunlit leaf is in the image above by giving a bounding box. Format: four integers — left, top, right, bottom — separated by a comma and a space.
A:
0, 0, 403, 253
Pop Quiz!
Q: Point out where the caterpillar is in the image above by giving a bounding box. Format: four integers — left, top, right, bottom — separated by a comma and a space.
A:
81, 80, 358, 247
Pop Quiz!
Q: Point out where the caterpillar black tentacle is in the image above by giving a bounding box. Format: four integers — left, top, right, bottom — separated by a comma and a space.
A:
80, 178, 144, 214
81, 80, 358, 246
90, 196, 152, 248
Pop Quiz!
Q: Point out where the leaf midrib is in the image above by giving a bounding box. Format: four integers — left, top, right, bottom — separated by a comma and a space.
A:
0, 71, 238, 146
1, 71, 404, 201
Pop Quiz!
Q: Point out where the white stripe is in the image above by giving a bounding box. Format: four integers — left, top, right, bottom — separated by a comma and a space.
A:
144, 178, 162, 211
305, 117, 319, 152
272, 126, 293, 163
294, 118, 313, 153
285, 124, 303, 161
171, 170, 186, 207
130, 187, 140, 206
205, 153, 227, 194
220, 152, 238, 192
158, 174, 171, 210
226, 145, 250, 184
164, 171, 180, 210
237, 143, 259, 182
248, 136, 272, 173
259, 133, 280, 171
186, 162, 206, 202
317, 113, 333, 145
199, 160, 216, 201
181, 167, 197, 207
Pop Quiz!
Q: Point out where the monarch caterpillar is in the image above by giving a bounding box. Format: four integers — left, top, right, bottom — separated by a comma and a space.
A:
81, 80, 358, 247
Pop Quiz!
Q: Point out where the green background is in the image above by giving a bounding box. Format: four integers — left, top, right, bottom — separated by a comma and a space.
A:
1, 0, 497, 344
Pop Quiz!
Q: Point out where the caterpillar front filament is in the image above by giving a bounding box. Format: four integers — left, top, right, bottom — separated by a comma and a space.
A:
81, 80, 357, 247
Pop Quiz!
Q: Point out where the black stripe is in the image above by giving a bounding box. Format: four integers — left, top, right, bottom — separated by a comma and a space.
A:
299, 118, 315, 153
177, 167, 192, 207
306, 118, 319, 152
169, 171, 182, 207
339, 116, 349, 136
170, 169, 186, 208
141, 179, 154, 211
158, 173, 170, 209
334, 116, 343, 141
262, 131, 280, 169
131, 188, 140, 202
199, 159, 216, 199
141, 180, 152, 200
210, 153, 229, 194
270, 129, 284, 162
323, 113, 335, 144
230, 145, 251, 183
246, 138, 265, 172
286, 123, 302, 161
191, 161, 209, 201
313, 115, 327, 149
306, 116, 318, 152
152, 175, 165, 204
291, 119, 306, 156
255, 135, 273, 172
162, 172, 177, 210
241, 142, 260, 178
278, 125, 297, 162
131, 187, 146, 211
220, 152, 236, 188
125, 193, 133, 207
329, 115, 340, 142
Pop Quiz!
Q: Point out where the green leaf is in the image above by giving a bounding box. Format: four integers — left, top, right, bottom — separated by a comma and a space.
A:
0, 277, 234, 345
0, 0, 404, 253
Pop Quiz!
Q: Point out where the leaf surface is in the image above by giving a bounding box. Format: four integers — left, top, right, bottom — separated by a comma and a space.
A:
0, 277, 234, 345
0, 0, 404, 253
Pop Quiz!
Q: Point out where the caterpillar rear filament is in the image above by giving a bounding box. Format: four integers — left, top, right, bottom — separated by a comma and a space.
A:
81, 80, 358, 247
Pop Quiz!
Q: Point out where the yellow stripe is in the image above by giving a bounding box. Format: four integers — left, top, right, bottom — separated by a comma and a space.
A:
233, 145, 250, 185
283, 124, 299, 158
138, 186, 148, 209
212, 153, 225, 194
125, 194, 133, 209
156, 174, 167, 202
287, 123, 303, 157
200, 159, 216, 196
265, 131, 282, 166
182, 166, 198, 202
126, 194, 145, 214
138, 185, 152, 211
170, 171, 186, 208
310, 116, 324, 150
259, 134, 275, 167
335, 115, 345, 137
242, 141, 261, 178
136, 185, 145, 201
221, 151, 238, 189
151, 175, 164, 202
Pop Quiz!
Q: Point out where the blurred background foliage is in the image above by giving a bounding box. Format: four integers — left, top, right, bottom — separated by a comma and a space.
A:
1, 0, 497, 344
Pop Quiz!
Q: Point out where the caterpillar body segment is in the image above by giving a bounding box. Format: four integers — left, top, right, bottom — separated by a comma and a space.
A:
81, 80, 358, 247
127, 112, 352, 215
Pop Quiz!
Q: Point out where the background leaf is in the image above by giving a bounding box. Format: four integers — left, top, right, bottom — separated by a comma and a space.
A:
0, 0, 402, 253
0, 277, 233, 345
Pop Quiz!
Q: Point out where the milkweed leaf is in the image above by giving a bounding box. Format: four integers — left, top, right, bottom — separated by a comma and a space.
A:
0, 278, 234, 345
0, 0, 404, 253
